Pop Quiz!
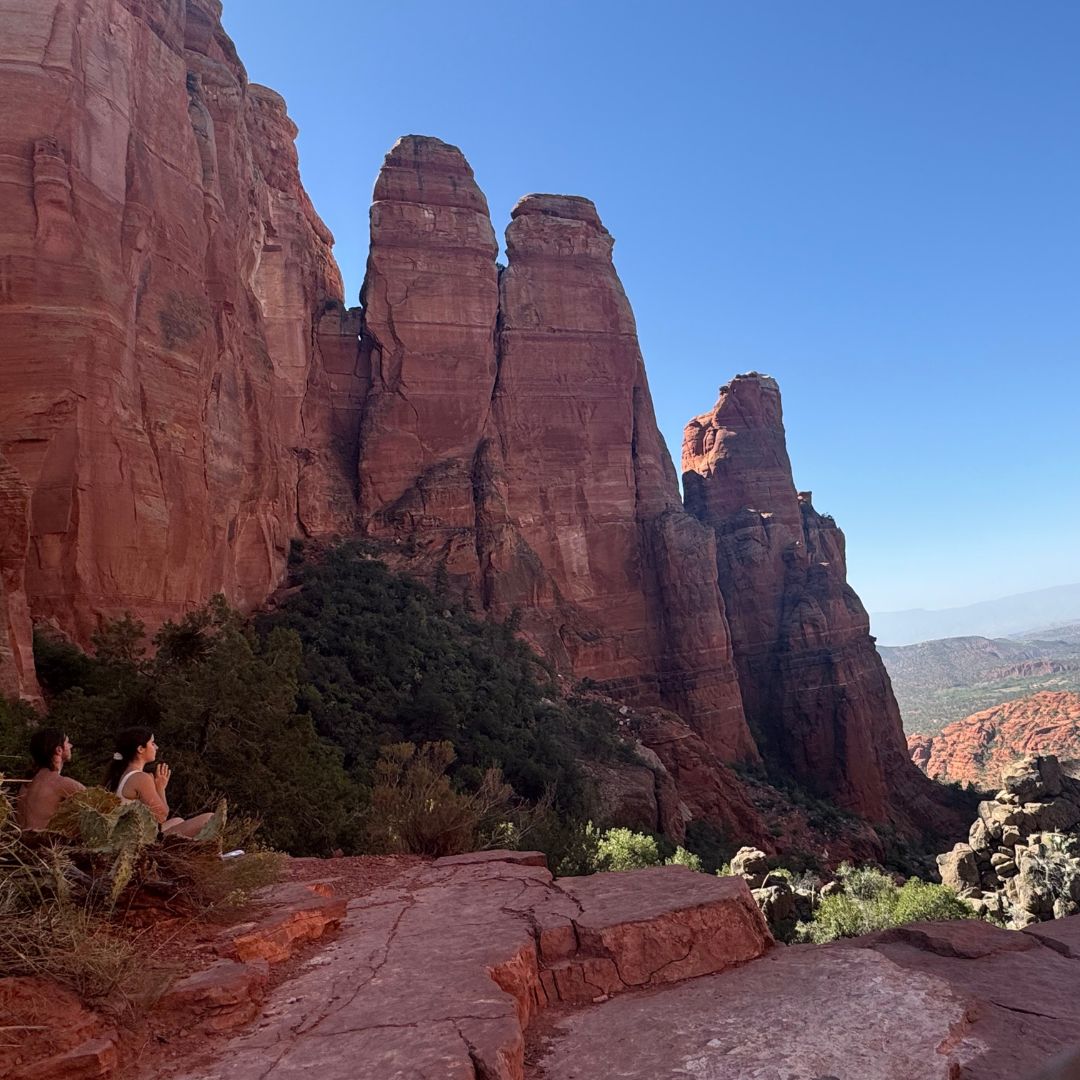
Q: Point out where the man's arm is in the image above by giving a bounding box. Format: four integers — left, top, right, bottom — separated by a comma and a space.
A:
60, 775, 85, 795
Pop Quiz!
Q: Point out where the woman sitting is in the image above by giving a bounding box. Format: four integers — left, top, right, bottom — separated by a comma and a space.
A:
104, 727, 214, 838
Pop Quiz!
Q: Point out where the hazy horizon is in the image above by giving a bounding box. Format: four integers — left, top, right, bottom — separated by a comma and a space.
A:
221, 0, 1080, 613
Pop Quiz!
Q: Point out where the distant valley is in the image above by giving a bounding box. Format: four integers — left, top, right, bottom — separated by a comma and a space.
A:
880, 623, 1080, 737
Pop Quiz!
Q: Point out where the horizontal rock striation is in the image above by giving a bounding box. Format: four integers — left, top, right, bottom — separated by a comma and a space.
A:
356, 141, 756, 763
0, 0, 359, 693
682, 374, 951, 826
910, 691, 1080, 787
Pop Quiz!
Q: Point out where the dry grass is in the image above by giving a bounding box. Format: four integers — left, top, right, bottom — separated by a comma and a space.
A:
0, 779, 280, 1015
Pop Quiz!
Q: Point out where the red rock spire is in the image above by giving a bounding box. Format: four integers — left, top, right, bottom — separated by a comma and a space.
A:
683, 373, 943, 822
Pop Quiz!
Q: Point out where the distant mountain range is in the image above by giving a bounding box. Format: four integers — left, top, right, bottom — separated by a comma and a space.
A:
880, 622, 1080, 736
871, 583, 1080, 646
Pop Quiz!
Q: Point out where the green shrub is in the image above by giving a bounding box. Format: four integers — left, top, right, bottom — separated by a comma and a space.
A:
665, 846, 703, 871
596, 827, 662, 871
0, 695, 37, 777
367, 741, 521, 857
526, 815, 601, 877
0, 781, 279, 1009
682, 819, 735, 874
261, 542, 631, 816
797, 863, 973, 943
39, 598, 362, 856
892, 878, 974, 925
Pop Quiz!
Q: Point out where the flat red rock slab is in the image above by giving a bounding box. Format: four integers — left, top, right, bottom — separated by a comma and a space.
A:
529, 917, 1080, 1080
0, 977, 116, 1080
172, 860, 772, 1080
15, 1037, 118, 1080
1023, 914, 1080, 958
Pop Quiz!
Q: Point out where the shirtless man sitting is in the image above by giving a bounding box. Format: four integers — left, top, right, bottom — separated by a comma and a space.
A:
15, 729, 86, 831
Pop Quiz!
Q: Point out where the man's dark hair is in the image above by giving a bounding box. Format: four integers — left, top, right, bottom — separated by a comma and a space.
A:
29, 729, 67, 770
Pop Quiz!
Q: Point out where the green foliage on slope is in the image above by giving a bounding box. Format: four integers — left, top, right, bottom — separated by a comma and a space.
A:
16, 542, 633, 858
35, 598, 361, 855
260, 541, 632, 818
797, 863, 973, 942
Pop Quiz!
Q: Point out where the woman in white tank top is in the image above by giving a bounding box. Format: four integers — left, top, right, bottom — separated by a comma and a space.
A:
104, 727, 214, 838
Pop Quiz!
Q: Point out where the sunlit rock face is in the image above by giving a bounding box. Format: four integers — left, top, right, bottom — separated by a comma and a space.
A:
0, 0, 359, 694
683, 373, 948, 825
0, 0, 954, 842
355, 147, 756, 761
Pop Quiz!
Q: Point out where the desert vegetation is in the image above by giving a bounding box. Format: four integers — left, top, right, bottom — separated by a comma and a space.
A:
0, 780, 279, 1009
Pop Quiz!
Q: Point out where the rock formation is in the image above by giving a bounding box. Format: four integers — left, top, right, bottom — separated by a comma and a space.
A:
355, 142, 756, 763
911, 691, 1080, 787
0, 0, 360, 695
937, 754, 1080, 928
682, 374, 945, 825
0, 1, 957, 847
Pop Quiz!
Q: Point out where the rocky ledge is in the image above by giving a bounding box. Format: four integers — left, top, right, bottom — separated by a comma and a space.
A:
530, 918, 1080, 1080
173, 851, 772, 1080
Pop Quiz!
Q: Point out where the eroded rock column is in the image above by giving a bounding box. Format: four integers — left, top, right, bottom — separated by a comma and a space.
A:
683, 373, 935, 821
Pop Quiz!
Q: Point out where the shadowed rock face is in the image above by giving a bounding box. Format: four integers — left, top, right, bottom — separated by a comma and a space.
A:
683, 374, 943, 823
0, 0, 360, 694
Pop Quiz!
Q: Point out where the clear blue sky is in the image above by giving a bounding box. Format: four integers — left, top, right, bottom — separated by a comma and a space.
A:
221, 1, 1080, 613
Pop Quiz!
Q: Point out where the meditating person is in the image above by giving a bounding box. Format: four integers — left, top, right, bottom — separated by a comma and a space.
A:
15, 729, 86, 830
104, 727, 214, 838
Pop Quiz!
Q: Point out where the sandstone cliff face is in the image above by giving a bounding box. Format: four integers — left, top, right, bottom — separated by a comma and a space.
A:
682, 374, 942, 823
911, 691, 1080, 787
355, 141, 756, 763
0, 0, 951, 849
0, 0, 357, 695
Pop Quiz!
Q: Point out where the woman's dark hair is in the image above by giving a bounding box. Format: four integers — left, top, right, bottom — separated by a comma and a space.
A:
28, 729, 67, 771
102, 726, 154, 791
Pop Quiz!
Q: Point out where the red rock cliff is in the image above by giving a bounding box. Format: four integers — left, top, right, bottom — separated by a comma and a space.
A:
910, 691, 1080, 787
683, 374, 946, 824
0, 0, 359, 694
354, 142, 756, 762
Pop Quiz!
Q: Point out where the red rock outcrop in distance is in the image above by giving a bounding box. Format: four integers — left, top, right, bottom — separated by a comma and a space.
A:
356, 142, 756, 763
0, 0, 361, 695
910, 691, 1080, 787
682, 374, 946, 824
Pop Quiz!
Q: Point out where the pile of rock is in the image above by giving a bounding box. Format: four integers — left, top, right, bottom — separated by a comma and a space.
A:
937, 754, 1080, 927
728, 846, 821, 940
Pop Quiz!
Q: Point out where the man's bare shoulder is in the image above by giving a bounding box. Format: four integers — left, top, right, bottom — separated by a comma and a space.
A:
60, 775, 85, 794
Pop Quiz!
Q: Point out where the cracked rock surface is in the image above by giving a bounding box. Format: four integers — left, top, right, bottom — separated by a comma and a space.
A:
174, 851, 771, 1080
527, 916, 1080, 1080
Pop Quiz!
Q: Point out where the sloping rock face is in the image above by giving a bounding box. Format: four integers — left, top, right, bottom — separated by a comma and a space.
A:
0, 0, 359, 693
682, 374, 943, 824
911, 691, 1080, 787
356, 141, 755, 763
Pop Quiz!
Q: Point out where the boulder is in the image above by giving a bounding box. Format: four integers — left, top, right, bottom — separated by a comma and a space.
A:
1002, 756, 1053, 803
730, 846, 770, 888
937, 844, 982, 896
968, 818, 991, 854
